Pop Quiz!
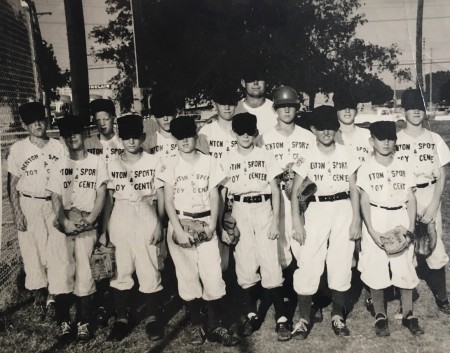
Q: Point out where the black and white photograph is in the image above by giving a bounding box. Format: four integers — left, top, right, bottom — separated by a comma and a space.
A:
1, 0, 450, 352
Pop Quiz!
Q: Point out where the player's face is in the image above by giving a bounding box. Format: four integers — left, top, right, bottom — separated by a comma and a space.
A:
26, 119, 47, 138
337, 108, 356, 125
94, 112, 115, 137
276, 106, 297, 124
405, 109, 425, 126
121, 134, 144, 154
175, 136, 196, 153
370, 137, 395, 156
311, 127, 336, 146
241, 80, 266, 98
215, 103, 236, 121
156, 115, 174, 132
64, 132, 84, 151
233, 131, 256, 149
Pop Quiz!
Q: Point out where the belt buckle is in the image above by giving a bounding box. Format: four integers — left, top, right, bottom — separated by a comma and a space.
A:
252, 195, 261, 203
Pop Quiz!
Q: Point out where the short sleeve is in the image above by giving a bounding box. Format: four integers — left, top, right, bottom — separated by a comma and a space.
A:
356, 164, 370, 192
348, 157, 361, 176
7, 143, 21, 177
157, 158, 176, 186
292, 155, 309, 179
209, 157, 226, 191
266, 152, 283, 181
46, 162, 62, 195
435, 134, 450, 168
96, 159, 109, 189
153, 159, 164, 189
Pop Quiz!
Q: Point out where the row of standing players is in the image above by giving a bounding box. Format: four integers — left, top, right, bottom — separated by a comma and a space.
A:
6, 80, 450, 346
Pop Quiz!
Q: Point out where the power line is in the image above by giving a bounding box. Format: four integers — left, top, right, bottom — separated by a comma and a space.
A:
368, 15, 450, 23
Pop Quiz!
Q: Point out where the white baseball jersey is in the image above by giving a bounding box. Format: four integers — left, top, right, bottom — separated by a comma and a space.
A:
395, 129, 450, 184
8, 137, 66, 197
84, 134, 124, 163
46, 153, 108, 212
158, 153, 225, 213
292, 143, 360, 195
339, 126, 371, 163
261, 126, 316, 167
148, 131, 179, 159
236, 98, 278, 135
356, 157, 415, 206
107, 152, 162, 201
221, 147, 283, 195
198, 120, 237, 159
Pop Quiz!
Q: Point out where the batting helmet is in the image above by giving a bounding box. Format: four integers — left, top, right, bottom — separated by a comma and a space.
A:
273, 86, 300, 108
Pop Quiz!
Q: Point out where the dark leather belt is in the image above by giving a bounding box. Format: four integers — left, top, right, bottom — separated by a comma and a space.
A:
176, 210, 211, 218
21, 193, 51, 201
416, 179, 437, 188
309, 192, 349, 202
370, 203, 403, 210
233, 194, 271, 203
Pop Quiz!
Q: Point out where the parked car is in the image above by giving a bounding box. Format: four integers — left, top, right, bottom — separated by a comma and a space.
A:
355, 107, 403, 125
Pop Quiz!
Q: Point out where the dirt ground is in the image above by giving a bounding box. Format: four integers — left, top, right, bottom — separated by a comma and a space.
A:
1, 120, 449, 353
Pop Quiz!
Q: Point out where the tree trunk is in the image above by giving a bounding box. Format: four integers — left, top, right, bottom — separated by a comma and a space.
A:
416, 0, 424, 92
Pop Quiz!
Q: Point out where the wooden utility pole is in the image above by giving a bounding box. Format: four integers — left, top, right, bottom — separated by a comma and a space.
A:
416, 0, 424, 92
64, 0, 89, 124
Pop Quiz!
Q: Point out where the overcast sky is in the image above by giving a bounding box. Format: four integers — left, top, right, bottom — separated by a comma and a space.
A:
34, 0, 450, 90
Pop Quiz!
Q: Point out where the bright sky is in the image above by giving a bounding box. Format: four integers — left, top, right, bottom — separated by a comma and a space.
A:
34, 0, 450, 90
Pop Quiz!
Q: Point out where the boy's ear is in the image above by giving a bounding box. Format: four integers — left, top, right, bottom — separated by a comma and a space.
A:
240, 79, 246, 89
253, 128, 259, 138
369, 137, 374, 148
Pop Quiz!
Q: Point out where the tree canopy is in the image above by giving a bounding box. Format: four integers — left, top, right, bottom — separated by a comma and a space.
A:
90, 0, 410, 109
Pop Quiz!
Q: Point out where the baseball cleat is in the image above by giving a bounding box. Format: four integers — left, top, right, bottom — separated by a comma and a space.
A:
237, 314, 260, 337
311, 307, 323, 323
76, 322, 92, 342
207, 326, 240, 346
402, 313, 424, 336
436, 298, 450, 315
374, 314, 390, 337
107, 320, 130, 342
145, 317, 164, 341
276, 321, 292, 341
291, 320, 309, 340
96, 306, 109, 327
190, 325, 206, 345
57, 321, 75, 343
331, 318, 350, 337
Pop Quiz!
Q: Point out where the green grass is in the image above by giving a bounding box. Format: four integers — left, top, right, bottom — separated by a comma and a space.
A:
1, 121, 450, 353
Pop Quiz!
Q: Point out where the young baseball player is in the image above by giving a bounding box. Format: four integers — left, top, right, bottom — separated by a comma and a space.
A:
46, 116, 108, 342
357, 121, 423, 336
396, 89, 450, 315
159, 116, 239, 347
290, 106, 361, 339
105, 114, 165, 342
258, 86, 316, 324
7, 102, 65, 320
221, 112, 291, 341
235, 65, 278, 135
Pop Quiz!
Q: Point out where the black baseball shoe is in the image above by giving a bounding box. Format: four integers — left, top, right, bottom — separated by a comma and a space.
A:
57, 321, 75, 343
402, 312, 424, 336
237, 314, 260, 337
276, 321, 292, 341
291, 320, 309, 340
96, 306, 109, 327
311, 307, 323, 323
107, 320, 130, 341
331, 318, 350, 337
365, 298, 375, 317
76, 322, 92, 342
436, 297, 450, 315
374, 313, 390, 337
146, 316, 164, 341
207, 326, 240, 346
190, 325, 206, 345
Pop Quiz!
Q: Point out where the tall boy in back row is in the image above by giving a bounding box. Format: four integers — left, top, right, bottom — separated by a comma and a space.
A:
396, 89, 450, 314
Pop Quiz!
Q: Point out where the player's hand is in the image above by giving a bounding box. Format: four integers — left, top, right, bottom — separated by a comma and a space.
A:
420, 202, 439, 224
63, 219, 83, 236
292, 223, 306, 246
349, 218, 362, 240
268, 221, 280, 240
204, 226, 214, 242
221, 229, 232, 245
150, 223, 163, 245
369, 230, 384, 249
15, 211, 27, 232
173, 230, 194, 248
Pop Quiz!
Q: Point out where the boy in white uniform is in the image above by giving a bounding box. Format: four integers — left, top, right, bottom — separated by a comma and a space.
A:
159, 117, 239, 347
105, 114, 165, 341
290, 106, 361, 339
357, 121, 423, 336
396, 89, 450, 315
7, 102, 65, 319
46, 116, 108, 342
221, 112, 291, 341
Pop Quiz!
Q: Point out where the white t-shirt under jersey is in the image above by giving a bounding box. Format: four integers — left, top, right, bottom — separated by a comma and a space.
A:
236, 98, 278, 135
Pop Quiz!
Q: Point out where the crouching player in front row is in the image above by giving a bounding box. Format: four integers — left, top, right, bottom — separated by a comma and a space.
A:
357, 121, 423, 336
159, 116, 239, 347
105, 114, 165, 342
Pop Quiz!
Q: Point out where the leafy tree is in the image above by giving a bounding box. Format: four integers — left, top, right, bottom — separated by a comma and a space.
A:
423, 71, 450, 105
351, 78, 394, 105
440, 79, 450, 104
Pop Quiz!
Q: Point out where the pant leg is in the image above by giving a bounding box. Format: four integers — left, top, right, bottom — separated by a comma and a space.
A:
278, 189, 293, 269
73, 229, 97, 297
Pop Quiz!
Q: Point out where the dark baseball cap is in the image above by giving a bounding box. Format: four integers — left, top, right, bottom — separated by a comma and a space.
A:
57, 115, 85, 137
333, 90, 358, 111
117, 113, 143, 139
310, 106, 340, 131
170, 116, 197, 140
232, 112, 257, 136
241, 63, 268, 83
212, 84, 240, 106
89, 99, 115, 116
369, 121, 397, 141
150, 92, 177, 118
19, 102, 45, 125
401, 89, 426, 112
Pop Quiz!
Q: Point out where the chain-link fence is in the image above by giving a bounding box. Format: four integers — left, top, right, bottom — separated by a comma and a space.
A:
1, 0, 41, 311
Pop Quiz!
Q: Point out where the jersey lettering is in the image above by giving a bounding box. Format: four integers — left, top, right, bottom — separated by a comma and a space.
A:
111, 171, 127, 178
265, 142, 284, 150
311, 162, 326, 169
80, 168, 96, 176
21, 154, 39, 170
395, 144, 410, 151
60, 168, 73, 175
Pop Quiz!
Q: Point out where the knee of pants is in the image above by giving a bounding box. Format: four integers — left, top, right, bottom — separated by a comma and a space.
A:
327, 267, 352, 292
177, 277, 203, 302
293, 267, 322, 296
110, 270, 135, 291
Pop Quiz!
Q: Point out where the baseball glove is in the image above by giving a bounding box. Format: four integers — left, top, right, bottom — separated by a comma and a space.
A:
285, 177, 318, 213
380, 225, 415, 255
90, 242, 116, 282
223, 211, 240, 245
414, 220, 437, 257
178, 219, 211, 245
54, 207, 97, 235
